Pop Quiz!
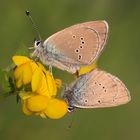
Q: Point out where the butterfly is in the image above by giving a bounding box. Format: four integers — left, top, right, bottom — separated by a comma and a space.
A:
32, 21, 108, 73
63, 68, 131, 112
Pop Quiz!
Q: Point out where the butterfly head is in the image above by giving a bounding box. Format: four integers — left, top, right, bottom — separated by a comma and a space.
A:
34, 39, 43, 49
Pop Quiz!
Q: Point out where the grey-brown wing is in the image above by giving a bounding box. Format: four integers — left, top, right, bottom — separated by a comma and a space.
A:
66, 68, 130, 108
44, 21, 108, 65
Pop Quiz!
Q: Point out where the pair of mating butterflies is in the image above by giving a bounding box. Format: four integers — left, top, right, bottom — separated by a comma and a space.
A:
32, 20, 131, 111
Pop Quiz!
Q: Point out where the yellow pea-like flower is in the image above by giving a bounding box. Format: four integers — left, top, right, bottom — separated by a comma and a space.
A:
20, 92, 50, 116
44, 98, 68, 119
13, 55, 65, 119
35, 62, 60, 97
22, 100, 33, 116
78, 62, 97, 76
12, 56, 30, 66
45, 71, 57, 97
31, 67, 44, 92
14, 63, 33, 88
26, 95, 49, 112
15, 76, 23, 88
31, 66, 54, 97
22, 63, 33, 85
36, 62, 48, 73
13, 56, 38, 88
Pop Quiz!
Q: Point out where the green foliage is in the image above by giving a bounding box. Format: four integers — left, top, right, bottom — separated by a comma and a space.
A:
0, 68, 15, 99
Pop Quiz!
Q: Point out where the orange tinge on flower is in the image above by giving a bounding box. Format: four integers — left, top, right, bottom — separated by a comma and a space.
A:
13, 56, 68, 119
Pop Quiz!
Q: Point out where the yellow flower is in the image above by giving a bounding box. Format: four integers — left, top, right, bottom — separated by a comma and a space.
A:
13, 55, 67, 119
31, 64, 59, 97
12, 56, 62, 92
13, 56, 38, 88
44, 98, 68, 119
20, 93, 68, 119
78, 62, 97, 76
20, 92, 49, 116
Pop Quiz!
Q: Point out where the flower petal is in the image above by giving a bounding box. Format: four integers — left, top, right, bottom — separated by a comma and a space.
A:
36, 62, 58, 96
31, 67, 43, 92
16, 76, 23, 88
26, 95, 49, 112
22, 100, 33, 115
12, 56, 31, 66
23, 63, 33, 85
30, 61, 38, 73
36, 77, 50, 97
36, 62, 47, 73
14, 65, 24, 80
44, 98, 68, 119
14, 63, 33, 87
45, 71, 57, 97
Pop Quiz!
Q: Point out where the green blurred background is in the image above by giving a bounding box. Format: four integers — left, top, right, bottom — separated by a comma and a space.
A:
0, 0, 140, 140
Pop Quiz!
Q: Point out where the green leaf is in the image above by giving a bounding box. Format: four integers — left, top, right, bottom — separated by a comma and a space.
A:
0, 68, 10, 92
0, 68, 15, 95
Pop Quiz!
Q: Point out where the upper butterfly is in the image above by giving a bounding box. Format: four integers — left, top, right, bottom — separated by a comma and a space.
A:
32, 21, 109, 73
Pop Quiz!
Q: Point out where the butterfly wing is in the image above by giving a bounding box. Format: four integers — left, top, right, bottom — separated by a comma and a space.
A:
43, 21, 108, 65
64, 68, 131, 108
81, 21, 109, 55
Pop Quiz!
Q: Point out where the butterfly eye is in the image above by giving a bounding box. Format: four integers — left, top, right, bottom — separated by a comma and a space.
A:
36, 41, 41, 46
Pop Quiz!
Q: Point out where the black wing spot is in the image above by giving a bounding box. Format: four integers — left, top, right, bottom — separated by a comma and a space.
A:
79, 46, 83, 49
81, 41, 85, 44
72, 35, 76, 38
80, 37, 84, 40
75, 49, 80, 53
78, 54, 82, 60
98, 100, 101, 103
84, 99, 88, 103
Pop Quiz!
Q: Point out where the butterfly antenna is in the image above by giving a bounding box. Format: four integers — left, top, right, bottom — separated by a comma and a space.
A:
25, 10, 42, 41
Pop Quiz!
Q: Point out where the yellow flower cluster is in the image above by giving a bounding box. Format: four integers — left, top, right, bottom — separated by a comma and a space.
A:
13, 56, 68, 119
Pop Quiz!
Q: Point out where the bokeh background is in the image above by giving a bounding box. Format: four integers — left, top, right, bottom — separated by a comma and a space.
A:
0, 0, 140, 140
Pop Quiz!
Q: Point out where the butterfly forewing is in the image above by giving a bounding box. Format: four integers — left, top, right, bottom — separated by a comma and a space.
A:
81, 21, 109, 53
44, 21, 108, 65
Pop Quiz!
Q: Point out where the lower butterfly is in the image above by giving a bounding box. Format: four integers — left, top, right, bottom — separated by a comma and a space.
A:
63, 68, 131, 112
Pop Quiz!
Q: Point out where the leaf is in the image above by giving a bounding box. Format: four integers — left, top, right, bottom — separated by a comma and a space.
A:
0, 68, 10, 93
0, 68, 15, 94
